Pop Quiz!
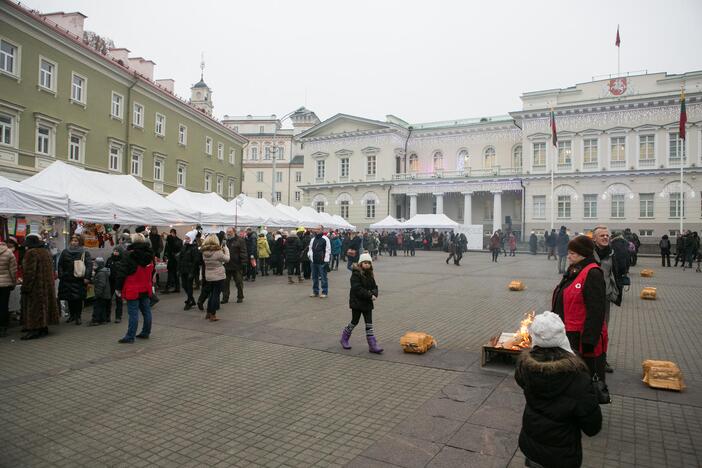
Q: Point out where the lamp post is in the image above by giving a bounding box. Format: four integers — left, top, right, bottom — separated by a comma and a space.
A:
271, 110, 298, 205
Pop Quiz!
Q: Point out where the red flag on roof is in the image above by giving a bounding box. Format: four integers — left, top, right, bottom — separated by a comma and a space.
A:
615, 26, 621, 47
680, 90, 687, 140
549, 110, 557, 147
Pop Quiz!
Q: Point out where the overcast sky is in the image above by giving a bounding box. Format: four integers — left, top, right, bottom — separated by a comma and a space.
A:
27, 0, 702, 124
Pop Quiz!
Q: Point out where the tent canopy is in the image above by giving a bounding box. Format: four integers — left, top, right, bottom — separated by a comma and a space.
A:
167, 188, 263, 226
401, 213, 459, 229
21, 161, 198, 224
0, 175, 69, 217
229, 195, 299, 227
369, 215, 401, 230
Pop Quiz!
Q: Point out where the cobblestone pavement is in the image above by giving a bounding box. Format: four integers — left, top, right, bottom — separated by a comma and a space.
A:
0, 251, 700, 467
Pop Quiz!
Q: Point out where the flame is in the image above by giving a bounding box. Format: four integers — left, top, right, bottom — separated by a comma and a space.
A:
513, 311, 535, 349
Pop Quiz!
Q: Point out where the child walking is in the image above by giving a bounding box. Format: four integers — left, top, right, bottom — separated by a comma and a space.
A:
340, 253, 383, 353
89, 257, 112, 326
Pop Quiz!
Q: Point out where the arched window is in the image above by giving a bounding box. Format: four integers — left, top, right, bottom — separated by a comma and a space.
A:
457, 149, 469, 171
484, 146, 496, 169
512, 145, 522, 169
409, 153, 419, 172
433, 151, 443, 171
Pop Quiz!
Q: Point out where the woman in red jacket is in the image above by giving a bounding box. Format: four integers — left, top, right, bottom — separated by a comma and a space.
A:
115, 234, 154, 343
552, 235, 608, 382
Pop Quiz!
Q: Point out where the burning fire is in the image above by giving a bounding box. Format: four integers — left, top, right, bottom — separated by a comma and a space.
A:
512, 311, 535, 349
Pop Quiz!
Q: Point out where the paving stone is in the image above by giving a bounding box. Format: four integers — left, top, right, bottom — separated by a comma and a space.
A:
446, 423, 519, 459
426, 446, 511, 467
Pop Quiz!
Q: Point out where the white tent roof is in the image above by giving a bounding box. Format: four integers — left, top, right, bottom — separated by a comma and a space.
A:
298, 206, 327, 226
0, 175, 69, 217
331, 214, 355, 231
401, 213, 459, 229
21, 161, 199, 224
229, 195, 299, 227
369, 215, 402, 230
167, 188, 263, 226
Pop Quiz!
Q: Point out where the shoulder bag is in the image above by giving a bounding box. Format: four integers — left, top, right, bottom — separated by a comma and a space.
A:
73, 252, 86, 278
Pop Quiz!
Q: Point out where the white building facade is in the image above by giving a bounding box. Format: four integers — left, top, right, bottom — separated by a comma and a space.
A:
296, 71, 702, 241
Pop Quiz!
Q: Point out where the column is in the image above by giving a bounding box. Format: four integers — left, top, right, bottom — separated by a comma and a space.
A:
408, 192, 417, 218
433, 192, 444, 214
492, 190, 502, 233
461, 191, 473, 225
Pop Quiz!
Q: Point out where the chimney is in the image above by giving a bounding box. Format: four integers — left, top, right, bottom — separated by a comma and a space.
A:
108, 48, 130, 65
40, 12, 86, 38
155, 79, 175, 93
127, 57, 155, 80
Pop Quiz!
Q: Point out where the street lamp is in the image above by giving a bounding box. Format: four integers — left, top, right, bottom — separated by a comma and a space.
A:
271, 109, 298, 205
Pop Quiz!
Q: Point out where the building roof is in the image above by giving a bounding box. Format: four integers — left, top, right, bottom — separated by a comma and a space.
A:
290, 155, 304, 164
192, 77, 209, 89
409, 115, 513, 130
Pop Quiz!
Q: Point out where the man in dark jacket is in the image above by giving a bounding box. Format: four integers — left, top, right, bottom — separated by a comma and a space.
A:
546, 229, 557, 259
300, 230, 312, 280
285, 229, 303, 283
556, 226, 569, 274
346, 231, 363, 270
163, 229, 182, 294
308, 225, 330, 298
223, 227, 247, 303
674, 233, 686, 267
177, 231, 201, 310
515, 312, 602, 468
244, 228, 258, 281
529, 231, 538, 255
623, 228, 641, 266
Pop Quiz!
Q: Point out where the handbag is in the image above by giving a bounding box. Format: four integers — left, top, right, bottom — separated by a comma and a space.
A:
250, 258, 257, 268
73, 252, 86, 278
592, 373, 611, 405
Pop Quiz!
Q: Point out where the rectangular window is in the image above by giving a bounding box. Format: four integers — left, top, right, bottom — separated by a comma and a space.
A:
316, 160, 325, 179
670, 193, 685, 218
669, 132, 685, 164
294, 191, 301, 202
275, 191, 282, 202
36, 126, 50, 155
259, 125, 264, 134
639, 229, 653, 237
205, 137, 213, 155
177, 164, 186, 187
257, 191, 263, 199
583, 194, 597, 218
610, 136, 626, 167
0, 114, 13, 145
0, 39, 18, 76
256, 171, 264, 182
583, 139, 598, 166
276, 146, 284, 160
557, 195, 571, 219
204, 173, 212, 192
109, 144, 122, 172
178, 124, 187, 145
111, 92, 123, 119
71, 73, 86, 103
340, 157, 349, 178
533, 195, 546, 218
275, 171, 283, 183
154, 159, 163, 181
315, 201, 325, 213
532, 142, 546, 167
340, 201, 350, 219
250, 147, 258, 160
155, 113, 165, 136
130, 150, 142, 177
557, 141, 572, 167
367, 155, 377, 176
639, 193, 654, 218
217, 143, 224, 160
39, 57, 56, 91
229, 148, 235, 164
611, 194, 625, 218
264, 147, 271, 160
68, 134, 82, 162
132, 102, 144, 128
295, 171, 302, 183
228, 179, 235, 198
366, 199, 376, 218
216, 175, 223, 195
639, 135, 655, 166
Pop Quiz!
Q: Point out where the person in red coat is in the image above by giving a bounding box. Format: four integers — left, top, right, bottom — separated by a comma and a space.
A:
115, 234, 154, 343
552, 235, 608, 382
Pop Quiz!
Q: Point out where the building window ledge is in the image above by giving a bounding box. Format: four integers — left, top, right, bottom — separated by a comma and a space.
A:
69, 98, 86, 109
110, 115, 123, 122
37, 85, 56, 96
0, 70, 20, 82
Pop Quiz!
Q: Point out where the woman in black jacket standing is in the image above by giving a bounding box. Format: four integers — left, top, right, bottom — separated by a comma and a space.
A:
659, 234, 671, 267
340, 253, 382, 353
58, 234, 93, 325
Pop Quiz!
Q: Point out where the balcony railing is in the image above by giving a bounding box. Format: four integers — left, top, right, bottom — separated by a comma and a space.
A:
638, 158, 656, 168
392, 166, 524, 181
610, 160, 626, 169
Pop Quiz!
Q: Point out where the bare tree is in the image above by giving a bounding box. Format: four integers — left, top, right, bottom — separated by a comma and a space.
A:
83, 31, 115, 55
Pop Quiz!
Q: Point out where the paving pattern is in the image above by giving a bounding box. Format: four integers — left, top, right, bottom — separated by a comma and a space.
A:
0, 251, 700, 467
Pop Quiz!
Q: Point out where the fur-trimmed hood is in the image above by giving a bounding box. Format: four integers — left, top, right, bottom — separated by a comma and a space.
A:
516, 347, 588, 399
201, 243, 223, 252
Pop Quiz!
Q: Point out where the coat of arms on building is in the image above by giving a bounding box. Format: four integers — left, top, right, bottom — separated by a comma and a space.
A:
608, 77, 628, 96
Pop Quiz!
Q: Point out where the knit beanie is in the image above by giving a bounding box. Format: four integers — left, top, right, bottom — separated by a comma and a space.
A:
529, 311, 574, 354
567, 235, 595, 258
358, 253, 372, 264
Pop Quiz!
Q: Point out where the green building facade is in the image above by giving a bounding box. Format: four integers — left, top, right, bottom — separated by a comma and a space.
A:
0, 2, 246, 198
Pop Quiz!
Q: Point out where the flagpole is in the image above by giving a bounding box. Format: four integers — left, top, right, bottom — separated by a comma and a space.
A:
617, 24, 620, 76
679, 86, 686, 234
549, 107, 555, 231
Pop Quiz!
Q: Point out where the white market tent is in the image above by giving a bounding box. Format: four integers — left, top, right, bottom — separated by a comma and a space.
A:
401, 213, 459, 229
369, 215, 402, 230
331, 214, 355, 231
230, 195, 298, 227
21, 161, 199, 225
275, 204, 308, 228
166, 188, 263, 226
298, 206, 327, 226
0, 175, 69, 217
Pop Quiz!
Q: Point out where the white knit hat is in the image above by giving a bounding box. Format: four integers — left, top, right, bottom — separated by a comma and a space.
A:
529, 311, 574, 354
185, 230, 197, 243
358, 252, 372, 264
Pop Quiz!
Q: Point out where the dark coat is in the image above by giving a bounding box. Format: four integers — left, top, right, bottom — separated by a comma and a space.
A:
515, 347, 602, 468
556, 230, 570, 256
349, 265, 378, 312
300, 233, 312, 263
177, 243, 202, 277
270, 237, 284, 263
284, 235, 302, 263
115, 242, 155, 291
224, 236, 248, 271
658, 237, 671, 254
58, 247, 93, 300
245, 233, 258, 259
529, 234, 538, 252
163, 235, 183, 262
92, 266, 112, 300
149, 232, 163, 257
21, 246, 59, 329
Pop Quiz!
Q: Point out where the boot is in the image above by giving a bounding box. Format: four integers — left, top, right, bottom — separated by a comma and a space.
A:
298, 277, 304, 283
367, 335, 383, 354
340, 328, 352, 349
288, 276, 295, 284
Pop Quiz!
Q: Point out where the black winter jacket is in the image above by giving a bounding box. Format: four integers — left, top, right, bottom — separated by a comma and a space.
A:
515, 347, 602, 468
284, 235, 302, 263
115, 242, 154, 291
301, 233, 312, 263
245, 233, 258, 259
163, 235, 183, 262
177, 243, 202, 277
349, 265, 378, 312
224, 236, 248, 271
57, 247, 93, 300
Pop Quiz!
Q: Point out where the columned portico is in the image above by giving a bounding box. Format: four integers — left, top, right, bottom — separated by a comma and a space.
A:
461, 191, 473, 225
408, 192, 417, 218
492, 190, 502, 233
433, 192, 444, 214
